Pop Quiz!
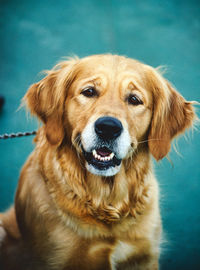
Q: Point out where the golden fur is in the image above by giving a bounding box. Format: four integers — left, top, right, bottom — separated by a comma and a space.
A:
0, 55, 195, 269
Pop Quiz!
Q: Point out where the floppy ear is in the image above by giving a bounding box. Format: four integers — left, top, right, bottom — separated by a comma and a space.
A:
24, 59, 78, 146
147, 68, 195, 161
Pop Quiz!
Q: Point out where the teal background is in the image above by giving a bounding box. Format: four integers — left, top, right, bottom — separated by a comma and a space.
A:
0, 0, 199, 269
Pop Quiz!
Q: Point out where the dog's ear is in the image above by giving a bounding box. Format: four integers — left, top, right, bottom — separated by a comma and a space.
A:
24, 59, 78, 146
146, 67, 195, 161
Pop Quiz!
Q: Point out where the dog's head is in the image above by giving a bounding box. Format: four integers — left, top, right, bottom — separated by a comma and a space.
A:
24, 55, 195, 176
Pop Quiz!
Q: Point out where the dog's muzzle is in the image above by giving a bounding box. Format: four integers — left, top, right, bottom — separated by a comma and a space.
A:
81, 116, 131, 176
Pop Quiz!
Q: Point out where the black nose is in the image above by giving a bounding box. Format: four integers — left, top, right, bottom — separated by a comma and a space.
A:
95, 117, 123, 140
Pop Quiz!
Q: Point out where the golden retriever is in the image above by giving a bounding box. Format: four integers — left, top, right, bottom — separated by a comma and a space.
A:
0, 54, 195, 270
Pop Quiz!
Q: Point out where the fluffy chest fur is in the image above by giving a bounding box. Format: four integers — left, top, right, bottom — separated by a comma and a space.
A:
15, 139, 161, 269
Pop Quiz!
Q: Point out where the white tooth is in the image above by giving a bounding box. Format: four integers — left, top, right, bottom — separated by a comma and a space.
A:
105, 157, 109, 161
110, 153, 114, 159
98, 155, 102, 160
93, 149, 97, 156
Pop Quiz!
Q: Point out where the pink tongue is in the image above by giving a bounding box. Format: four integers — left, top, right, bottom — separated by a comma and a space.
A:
97, 148, 112, 157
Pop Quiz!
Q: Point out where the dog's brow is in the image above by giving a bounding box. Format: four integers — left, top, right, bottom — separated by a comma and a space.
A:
76, 76, 107, 92
120, 77, 145, 93
78, 76, 103, 85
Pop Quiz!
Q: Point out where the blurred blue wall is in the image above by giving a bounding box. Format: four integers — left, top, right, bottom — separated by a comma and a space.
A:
0, 0, 199, 269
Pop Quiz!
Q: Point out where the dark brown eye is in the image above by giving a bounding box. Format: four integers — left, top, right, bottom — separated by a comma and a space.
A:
128, 94, 143, 106
81, 87, 98, 98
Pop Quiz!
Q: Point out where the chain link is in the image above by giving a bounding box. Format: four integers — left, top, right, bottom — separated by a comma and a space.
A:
0, 131, 37, 139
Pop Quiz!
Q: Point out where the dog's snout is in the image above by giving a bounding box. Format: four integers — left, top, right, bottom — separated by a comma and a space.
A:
95, 117, 123, 140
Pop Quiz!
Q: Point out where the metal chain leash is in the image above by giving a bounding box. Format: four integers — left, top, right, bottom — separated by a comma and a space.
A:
0, 131, 37, 139
0, 97, 37, 140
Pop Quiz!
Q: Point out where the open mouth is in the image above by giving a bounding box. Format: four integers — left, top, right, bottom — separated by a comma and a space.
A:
82, 146, 122, 170
92, 148, 114, 162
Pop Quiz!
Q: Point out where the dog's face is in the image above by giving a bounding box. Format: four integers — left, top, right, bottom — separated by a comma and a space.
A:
25, 55, 194, 177
65, 56, 153, 176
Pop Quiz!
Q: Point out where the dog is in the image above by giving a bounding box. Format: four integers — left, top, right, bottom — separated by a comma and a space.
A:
0, 54, 195, 270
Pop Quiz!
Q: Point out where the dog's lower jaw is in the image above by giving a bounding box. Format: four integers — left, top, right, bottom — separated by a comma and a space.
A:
81, 145, 123, 176
86, 162, 121, 177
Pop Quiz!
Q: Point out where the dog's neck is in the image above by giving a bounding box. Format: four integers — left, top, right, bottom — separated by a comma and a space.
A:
40, 138, 152, 225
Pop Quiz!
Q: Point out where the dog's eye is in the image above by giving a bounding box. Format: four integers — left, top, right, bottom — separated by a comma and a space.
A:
81, 87, 98, 98
127, 94, 143, 106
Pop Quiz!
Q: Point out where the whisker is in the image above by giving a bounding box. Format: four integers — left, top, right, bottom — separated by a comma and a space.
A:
138, 138, 166, 145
